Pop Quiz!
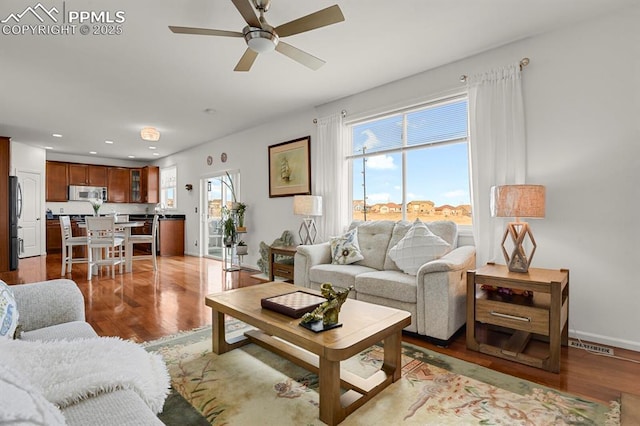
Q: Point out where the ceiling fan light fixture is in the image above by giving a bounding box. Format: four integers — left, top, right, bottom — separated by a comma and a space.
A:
140, 126, 160, 142
243, 27, 278, 53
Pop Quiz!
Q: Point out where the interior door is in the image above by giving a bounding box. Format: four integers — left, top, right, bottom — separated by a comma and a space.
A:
17, 170, 42, 258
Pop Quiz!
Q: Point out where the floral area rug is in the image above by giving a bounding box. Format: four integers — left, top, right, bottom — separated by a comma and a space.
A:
145, 322, 620, 425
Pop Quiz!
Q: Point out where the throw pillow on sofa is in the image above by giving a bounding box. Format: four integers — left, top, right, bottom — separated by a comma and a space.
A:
388, 219, 451, 275
330, 228, 365, 265
0, 281, 18, 340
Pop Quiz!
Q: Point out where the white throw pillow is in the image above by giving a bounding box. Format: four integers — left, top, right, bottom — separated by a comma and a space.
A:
330, 228, 365, 265
0, 364, 66, 426
0, 281, 18, 340
388, 219, 451, 275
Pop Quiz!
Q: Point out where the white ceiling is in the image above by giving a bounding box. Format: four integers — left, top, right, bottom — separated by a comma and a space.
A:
1, 0, 636, 161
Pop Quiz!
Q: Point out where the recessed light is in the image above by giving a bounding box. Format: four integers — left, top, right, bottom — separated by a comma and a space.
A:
152, 152, 159, 156
105, 140, 114, 144
128, 155, 135, 158
148, 146, 156, 150
44, 146, 53, 150
52, 133, 62, 138
89, 151, 97, 155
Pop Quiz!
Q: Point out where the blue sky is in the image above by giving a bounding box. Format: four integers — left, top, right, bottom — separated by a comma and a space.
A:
351, 99, 470, 207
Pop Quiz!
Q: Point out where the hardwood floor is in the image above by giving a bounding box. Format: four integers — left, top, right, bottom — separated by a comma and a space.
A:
2, 254, 639, 407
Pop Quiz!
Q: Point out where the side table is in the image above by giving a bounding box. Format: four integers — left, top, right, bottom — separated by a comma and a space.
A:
466, 263, 569, 373
269, 245, 297, 282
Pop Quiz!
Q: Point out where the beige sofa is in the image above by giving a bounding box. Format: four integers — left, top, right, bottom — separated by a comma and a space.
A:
1, 279, 165, 425
294, 220, 476, 345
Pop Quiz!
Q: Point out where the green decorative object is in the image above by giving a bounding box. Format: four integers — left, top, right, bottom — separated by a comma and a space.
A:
257, 230, 295, 275
301, 283, 353, 326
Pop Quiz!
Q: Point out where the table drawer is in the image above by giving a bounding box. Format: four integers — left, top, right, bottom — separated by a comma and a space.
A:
476, 299, 549, 335
272, 262, 294, 280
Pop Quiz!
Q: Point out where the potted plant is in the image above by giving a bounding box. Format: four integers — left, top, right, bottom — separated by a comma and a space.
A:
236, 240, 248, 255
222, 212, 236, 247
236, 202, 247, 232
218, 172, 239, 209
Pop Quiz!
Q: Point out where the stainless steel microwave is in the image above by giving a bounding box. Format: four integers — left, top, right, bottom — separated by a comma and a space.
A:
68, 185, 107, 202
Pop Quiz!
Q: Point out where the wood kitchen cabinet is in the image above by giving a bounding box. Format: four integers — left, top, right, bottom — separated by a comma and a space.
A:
46, 219, 62, 253
107, 167, 130, 203
141, 166, 159, 203
69, 164, 108, 186
46, 161, 69, 201
158, 218, 184, 256
131, 166, 159, 204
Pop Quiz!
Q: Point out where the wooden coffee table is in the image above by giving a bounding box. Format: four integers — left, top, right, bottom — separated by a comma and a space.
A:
205, 282, 411, 425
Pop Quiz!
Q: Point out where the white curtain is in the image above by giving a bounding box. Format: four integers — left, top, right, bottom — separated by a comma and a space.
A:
313, 113, 349, 241
468, 63, 526, 267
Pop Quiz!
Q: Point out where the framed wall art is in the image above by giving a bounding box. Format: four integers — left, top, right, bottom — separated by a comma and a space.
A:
268, 136, 311, 198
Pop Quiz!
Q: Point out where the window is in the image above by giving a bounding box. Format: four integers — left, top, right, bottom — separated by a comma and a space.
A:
349, 95, 471, 226
160, 165, 177, 209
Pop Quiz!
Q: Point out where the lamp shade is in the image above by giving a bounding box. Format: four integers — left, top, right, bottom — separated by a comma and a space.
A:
491, 185, 545, 219
293, 195, 322, 216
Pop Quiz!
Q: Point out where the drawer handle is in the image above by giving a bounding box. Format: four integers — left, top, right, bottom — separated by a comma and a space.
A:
490, 311, 531, 322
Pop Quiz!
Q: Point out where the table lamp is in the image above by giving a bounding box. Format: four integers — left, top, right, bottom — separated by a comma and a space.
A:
490, 185, 545, 273
293, 195, 322, 245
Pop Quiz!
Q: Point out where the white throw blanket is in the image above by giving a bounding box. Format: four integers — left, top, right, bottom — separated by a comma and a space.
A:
0, 337, 170, 413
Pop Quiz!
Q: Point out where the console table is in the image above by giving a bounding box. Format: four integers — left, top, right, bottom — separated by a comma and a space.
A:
466, 263, 569, 373
269, 245, 297, 282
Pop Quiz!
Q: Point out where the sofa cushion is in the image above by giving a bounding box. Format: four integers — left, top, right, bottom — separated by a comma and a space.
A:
310, 264, 378, 289
21, 321, 98, 342
383, 221, 412, 271
426, 220, 458, 248
348, 220, 395, 270
0, 363, 65, 426
354, 270, 417, 303
330, 228, 364, 265
62, 389, 164, 426
0, 281, 19, 340
388, 219, 451, 275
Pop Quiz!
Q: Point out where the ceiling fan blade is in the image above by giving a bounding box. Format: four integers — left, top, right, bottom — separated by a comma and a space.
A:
231, 0, 261, 28
169, 26, 243, 37
234, 48, 259, 72
275, 41, 325, 70
275, 5, 344, 38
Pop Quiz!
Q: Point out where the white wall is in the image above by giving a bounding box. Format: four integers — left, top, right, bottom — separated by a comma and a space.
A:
154, 108, 317, 266
315, 6, 640, 351
168, 6, 639, 350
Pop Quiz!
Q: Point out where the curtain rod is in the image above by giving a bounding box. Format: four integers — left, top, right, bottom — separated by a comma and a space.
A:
459, 57, 530, 83
313, 110, 347, 124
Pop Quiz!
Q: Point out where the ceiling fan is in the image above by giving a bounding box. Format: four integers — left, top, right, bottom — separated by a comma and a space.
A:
169, 0, 345, 72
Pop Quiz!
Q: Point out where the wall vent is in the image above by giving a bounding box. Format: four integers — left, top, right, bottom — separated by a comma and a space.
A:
568, 340, 614, 356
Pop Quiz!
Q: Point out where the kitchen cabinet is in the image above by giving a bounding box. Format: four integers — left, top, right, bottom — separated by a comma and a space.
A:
69, 164, 107, 186
46, 219, 62, 253
131, 166, 159, 203
107, 167, 130, 203
130, 169, 141, 203
158, 218, 184, 256
46, 161, 68, 201
141, 166, 159, 203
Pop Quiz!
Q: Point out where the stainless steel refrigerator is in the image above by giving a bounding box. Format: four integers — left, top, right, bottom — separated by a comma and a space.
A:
9, 176, 21, 270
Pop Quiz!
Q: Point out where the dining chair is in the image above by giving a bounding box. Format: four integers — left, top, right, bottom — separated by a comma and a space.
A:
86, 216, 124, 280
59, 215, 88, 276
128, 214, 159, 270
